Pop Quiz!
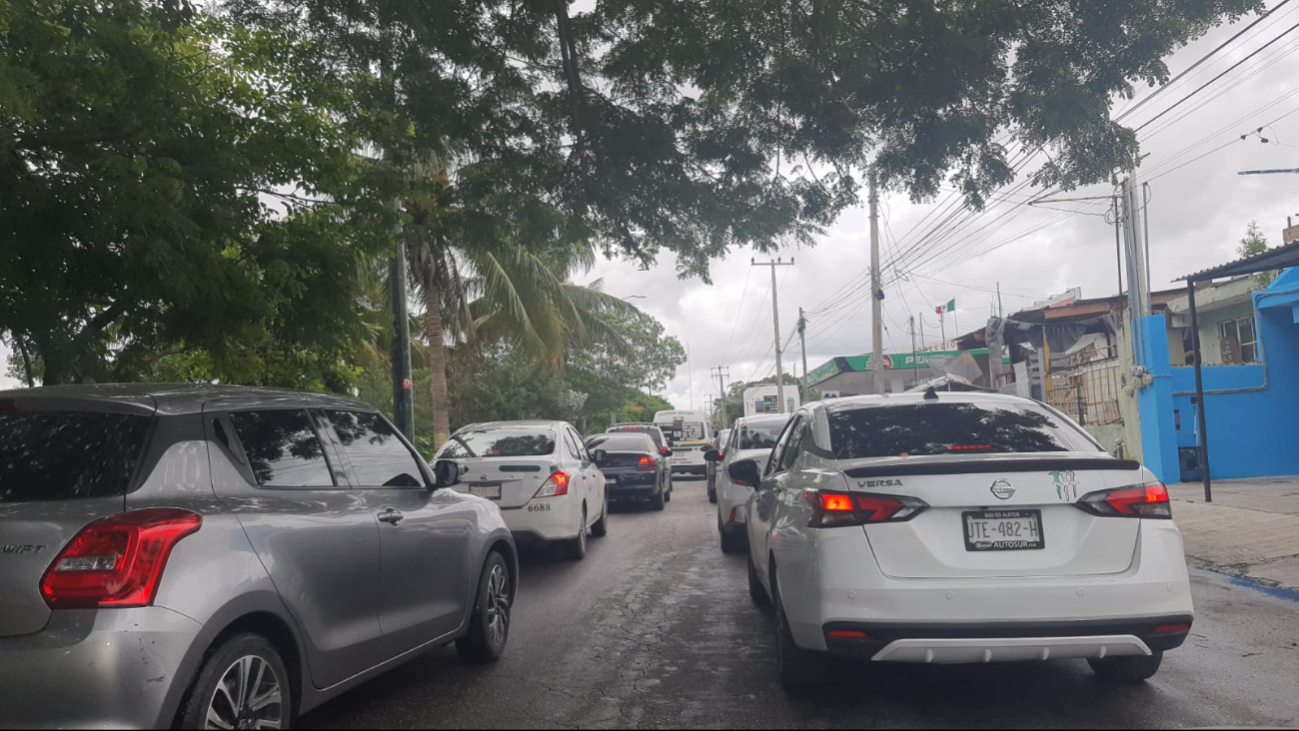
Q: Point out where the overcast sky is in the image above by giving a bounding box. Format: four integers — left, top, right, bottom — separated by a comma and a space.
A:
5, 8, 1299, 406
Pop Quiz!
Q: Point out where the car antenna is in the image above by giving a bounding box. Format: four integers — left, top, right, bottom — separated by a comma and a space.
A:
923, 386, 939, 401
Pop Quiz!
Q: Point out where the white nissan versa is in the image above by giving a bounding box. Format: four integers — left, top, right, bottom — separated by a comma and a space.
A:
733, 391, 1194, 688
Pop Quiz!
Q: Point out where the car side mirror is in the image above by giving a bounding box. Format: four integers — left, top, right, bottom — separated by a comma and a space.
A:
703, 449, 720, 462
727, 458, 762, 488
592, 449, 607, 466
433, 460, 462, 489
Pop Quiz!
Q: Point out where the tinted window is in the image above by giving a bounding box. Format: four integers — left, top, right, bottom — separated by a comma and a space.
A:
607, 425, 664, 447
776, 417, 807, 473
228, 410, 334, 487
827, 402, 1100, 460
0, 410, 151, 503
739, 421, 785, 450
327, 411, 424, 487
587, 434, 654, 452
439, 427, 556, 458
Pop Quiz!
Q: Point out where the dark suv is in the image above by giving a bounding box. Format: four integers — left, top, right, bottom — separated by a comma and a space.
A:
0, 384, 516, 729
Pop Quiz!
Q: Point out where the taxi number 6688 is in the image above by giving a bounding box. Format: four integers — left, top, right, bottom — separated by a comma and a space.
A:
527, 504, 552, 512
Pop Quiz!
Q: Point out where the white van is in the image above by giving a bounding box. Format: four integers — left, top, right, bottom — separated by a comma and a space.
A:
652, 410, 714, 476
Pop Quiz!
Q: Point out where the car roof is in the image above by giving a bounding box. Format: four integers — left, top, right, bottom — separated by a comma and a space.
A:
460, 420, 567, 431
0, 383, 373, 417
817, 391, 1041, 413
736, 413, 792, 426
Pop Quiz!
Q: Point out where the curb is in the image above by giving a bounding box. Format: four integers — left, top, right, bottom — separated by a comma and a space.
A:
1188, 558, 1299, 602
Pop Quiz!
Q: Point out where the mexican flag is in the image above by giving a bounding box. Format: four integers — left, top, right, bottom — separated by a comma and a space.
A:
934, 299, 955, 315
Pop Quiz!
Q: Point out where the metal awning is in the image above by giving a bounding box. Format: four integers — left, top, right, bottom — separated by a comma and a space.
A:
1177, 242, 1299, 503
1177, 239, 1299, 282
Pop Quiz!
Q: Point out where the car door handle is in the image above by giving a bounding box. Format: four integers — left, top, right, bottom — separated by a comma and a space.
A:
377, 509, 404, 526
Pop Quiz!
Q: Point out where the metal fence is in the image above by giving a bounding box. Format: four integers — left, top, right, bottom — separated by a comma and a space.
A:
1046, 342, 1124, 426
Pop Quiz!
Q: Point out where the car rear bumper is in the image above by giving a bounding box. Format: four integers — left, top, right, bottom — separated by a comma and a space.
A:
822, 615, 1191, 662
503, 498, 583, 543
0, 606, 202, 729
672, 465, 706, 475
780, 521, 1195, 654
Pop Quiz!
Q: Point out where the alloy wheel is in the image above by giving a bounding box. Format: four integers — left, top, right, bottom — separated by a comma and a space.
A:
486, 563, 511, 649
206, 655, 284, 730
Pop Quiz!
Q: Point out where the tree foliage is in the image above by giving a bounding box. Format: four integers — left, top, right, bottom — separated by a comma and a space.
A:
1, 0, 393, 386
1237, 220, 1275, 287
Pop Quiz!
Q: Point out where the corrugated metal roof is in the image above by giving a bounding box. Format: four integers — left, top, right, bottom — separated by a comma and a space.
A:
1177, 239, 1299, 282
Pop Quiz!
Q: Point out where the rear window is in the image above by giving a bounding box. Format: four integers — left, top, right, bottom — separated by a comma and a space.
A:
440, 427, 556, 458
658, 420, 706, 443
228, 410, 335, 488
739, 421, 785, 450
827, 402, 1100, 460
0, 410, 152, 503
586, 434, 653, 452
327, 411, 424, 487
607, 426, 663, 447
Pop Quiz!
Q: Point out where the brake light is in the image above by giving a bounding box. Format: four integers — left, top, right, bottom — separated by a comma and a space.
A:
659, 446, 671, 456
637, 455, 657, 472
40, 509, 202, 609
805, 491, 928, 528
1076, 483, 1171, 519
1153, 623, 1191, 635
717, 451, 725, 459
947, 444, 992, 452
828, 630, 871, 640
533, 470, 571, 498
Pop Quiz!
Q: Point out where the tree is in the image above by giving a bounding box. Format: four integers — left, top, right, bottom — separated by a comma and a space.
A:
225, 0, 1258, 281
565, 308, 686, 431
1238, 220, 1276, 288
1, 1, 394, 386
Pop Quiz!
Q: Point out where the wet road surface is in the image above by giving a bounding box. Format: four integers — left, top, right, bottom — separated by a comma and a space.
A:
303, 477, 1299, 729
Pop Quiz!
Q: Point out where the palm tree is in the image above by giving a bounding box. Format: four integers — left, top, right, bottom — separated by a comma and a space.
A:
401, 180, 638, 447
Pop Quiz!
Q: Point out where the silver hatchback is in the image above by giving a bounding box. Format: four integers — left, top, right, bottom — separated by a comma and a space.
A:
0, 384, 516, 729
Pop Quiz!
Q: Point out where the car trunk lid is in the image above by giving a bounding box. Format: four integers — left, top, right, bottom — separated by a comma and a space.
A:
844, 453, 1147, 579
451, 458, 553, 508
0, 399, 154, 637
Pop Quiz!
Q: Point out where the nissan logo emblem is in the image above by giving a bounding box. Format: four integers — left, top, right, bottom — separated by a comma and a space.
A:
990, 479, 1016, 500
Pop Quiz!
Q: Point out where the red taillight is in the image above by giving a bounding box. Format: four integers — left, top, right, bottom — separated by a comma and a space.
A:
533, 470, 571, 498
805, 491, 928, 528
659, 446, 671, 456
947, 444, 992, 452
1153, 623, 1191, 635
717, 451, 725, 459
828, 630, 871, 640
1077, 483, 1171, 519
40, 509, 201, 609
637, 455, 657, 472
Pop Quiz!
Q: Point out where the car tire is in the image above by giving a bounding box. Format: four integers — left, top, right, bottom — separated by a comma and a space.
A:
708, 487, 717, 504
773, 569, 828, 689
591, 495, 609, 538
665, 487, 672, 503
566, 508, 588, 560
650, 488, 666, 512
178, 633, 292, 730
1089, 651, 1163, 683
456, 551, 512, 664
748, 554, 769, 607
720, 528, 744, 554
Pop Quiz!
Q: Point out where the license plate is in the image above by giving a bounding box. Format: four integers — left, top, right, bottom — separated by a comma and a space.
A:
606, 477, 619, 487
469, 483, 501, 500
963, 509, 1045, 551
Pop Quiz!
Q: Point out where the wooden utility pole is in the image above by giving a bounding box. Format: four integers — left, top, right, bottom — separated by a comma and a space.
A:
798, 308, 809, 399
869, 170, 885, 394
710, 366, 730, 428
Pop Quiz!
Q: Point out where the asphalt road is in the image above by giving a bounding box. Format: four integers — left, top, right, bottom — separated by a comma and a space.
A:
303, 477, 1299, 729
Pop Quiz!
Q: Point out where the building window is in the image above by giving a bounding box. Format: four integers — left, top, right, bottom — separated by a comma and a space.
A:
1218, 316, 1258, 364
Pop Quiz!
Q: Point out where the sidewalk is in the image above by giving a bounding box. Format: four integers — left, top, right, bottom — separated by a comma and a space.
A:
1170, 477, 1299, 590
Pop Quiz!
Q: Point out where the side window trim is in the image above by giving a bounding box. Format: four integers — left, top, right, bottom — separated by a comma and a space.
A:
310, 409, 357, 488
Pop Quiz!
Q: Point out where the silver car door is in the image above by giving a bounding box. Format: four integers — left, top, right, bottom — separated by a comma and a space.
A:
321, 409, 474, 658
751, 415, 805, 585
207, 406, 386, 689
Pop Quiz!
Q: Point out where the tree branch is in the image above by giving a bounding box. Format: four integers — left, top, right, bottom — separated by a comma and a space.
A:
15, 336, 35, 387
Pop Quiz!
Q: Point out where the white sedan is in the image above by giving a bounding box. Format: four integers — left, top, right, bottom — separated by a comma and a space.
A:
735, 391, 1194, 687
707, 415, 788, 554
437, 420, 609, 560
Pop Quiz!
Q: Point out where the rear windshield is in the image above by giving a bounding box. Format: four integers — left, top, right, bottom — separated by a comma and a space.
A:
739, 421, 785, 450
658, 420, 706, 444
0, 410, 152, 503
827, 402, 1099, 460
607, 426, 663, 447
586, 434, 653, 452
440, 427, 556, 458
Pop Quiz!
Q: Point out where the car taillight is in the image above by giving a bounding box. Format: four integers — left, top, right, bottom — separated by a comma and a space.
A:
659, 446, 671, 456
637, 455, 657, 472
533, 470, 571, 498
805, 491, 928, 528
40, 509, 202, 609
717, 451, 725, 459
1076, 483, 1171, 519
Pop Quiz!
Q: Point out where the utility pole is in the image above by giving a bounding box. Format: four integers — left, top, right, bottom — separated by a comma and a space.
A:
710, 366, 730, 428
752, 258, 795, 413
996, 282, 1003, 318
1121, 171, 1151, 365
869, 169, 885, 395
919, 313, 925, 351
687, 343, 694, 410
909, 315, 919, 386
798, 308, 810, 400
